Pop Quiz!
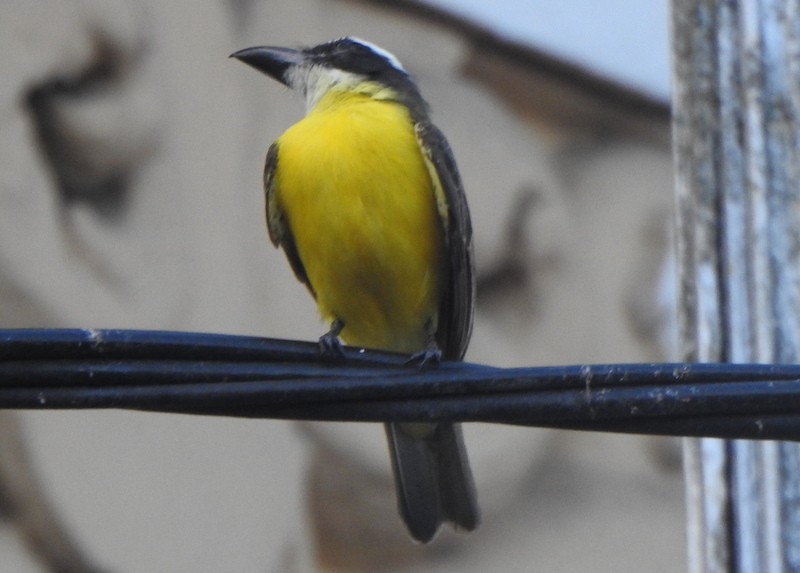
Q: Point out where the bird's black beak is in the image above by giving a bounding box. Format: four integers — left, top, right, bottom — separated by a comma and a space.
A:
230, 46, 306, 86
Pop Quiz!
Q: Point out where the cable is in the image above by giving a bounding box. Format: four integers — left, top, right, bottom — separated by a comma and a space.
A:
2, 329, 799, 441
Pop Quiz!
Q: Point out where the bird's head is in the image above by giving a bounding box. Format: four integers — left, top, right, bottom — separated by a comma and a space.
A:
231, 37, 426, 115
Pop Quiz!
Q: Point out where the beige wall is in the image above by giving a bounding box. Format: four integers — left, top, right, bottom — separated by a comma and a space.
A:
1, 1, 681, 571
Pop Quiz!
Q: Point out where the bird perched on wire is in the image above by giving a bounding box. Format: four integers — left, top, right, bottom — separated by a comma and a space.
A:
231, 37, 478, 543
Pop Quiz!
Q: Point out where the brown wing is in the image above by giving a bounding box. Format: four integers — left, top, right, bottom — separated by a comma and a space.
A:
263, 142, 315, 297
414, 122, 475, 360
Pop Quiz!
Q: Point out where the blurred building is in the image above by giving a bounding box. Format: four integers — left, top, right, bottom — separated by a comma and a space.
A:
0, 1, 681, 572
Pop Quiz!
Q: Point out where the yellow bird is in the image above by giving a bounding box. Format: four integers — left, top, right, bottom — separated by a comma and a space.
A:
232, 37, 478, 542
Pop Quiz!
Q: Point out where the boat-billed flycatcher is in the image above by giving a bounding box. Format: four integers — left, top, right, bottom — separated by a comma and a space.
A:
231, 37, 478, 543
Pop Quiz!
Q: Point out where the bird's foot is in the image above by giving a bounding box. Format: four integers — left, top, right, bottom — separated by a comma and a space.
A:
406, 319, 441, 369
318, 319, 345, 359
406, 346, 441, 369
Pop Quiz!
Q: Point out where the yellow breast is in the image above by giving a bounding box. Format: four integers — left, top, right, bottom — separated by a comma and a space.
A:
274, 90, 445, 353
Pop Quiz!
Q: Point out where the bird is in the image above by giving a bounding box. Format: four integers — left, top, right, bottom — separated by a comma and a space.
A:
231, 37, 478, 543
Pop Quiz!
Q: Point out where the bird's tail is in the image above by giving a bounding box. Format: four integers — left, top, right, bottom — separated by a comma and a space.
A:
385, 421, 479, 543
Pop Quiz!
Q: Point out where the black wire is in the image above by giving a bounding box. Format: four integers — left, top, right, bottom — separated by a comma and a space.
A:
2, 329, 800, 441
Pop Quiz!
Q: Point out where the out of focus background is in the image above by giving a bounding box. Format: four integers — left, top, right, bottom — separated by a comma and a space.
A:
0, 1, 681, 571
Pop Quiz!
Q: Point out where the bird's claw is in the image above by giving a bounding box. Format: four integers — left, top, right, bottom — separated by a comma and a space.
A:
406, 347, 441, 369
318, 319, 345, 359
318, 332, 345, 359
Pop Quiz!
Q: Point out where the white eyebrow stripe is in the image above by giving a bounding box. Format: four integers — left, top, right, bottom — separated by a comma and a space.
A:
346, 36, 406, 72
